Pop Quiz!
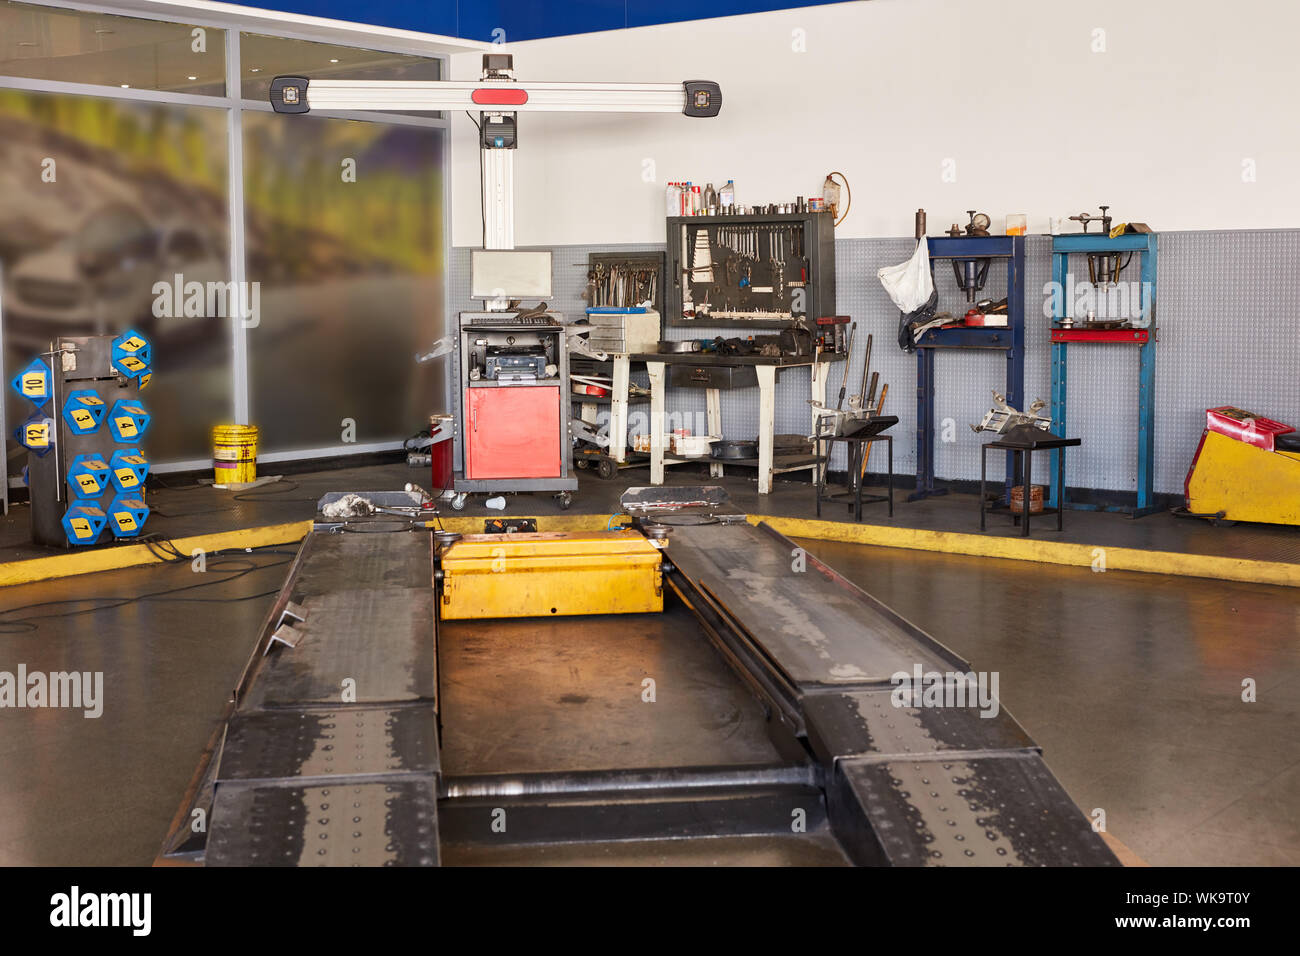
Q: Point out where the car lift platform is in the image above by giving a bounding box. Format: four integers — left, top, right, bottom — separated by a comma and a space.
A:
160, 488, 1117, 867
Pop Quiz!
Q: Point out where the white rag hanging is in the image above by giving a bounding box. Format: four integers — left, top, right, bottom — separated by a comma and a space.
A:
877, 238, 934, 314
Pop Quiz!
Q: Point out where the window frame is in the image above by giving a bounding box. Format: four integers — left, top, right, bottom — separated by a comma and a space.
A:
0, 0, 455, 471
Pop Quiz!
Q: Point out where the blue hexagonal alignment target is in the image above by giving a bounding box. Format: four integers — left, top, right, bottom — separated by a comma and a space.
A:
67, 454, 111, 499
111, 329, 152, 381
14, 413, 55, 456
62, 504, 107, 546
108, 398, 150, 442
106, 495, 149, 538
109, 449, 150, 493
112, 329, 151, 365
10, 359, 52, 407
63, 389, 107, 435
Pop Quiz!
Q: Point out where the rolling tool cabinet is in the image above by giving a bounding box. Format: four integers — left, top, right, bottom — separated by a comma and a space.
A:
456, 311, 577, 496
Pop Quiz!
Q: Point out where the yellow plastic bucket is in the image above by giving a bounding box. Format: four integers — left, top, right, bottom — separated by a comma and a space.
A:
213, 423, 259, 485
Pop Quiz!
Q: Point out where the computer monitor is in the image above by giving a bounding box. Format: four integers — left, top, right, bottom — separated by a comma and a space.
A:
471, 250, 552, 299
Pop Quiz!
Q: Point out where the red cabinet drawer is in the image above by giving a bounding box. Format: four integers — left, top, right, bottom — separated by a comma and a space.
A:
465, 387, 562, 479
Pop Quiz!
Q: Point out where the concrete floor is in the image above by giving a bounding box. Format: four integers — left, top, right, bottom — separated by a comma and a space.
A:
0, 552, 290, 866
795, 539, 1300, 867
0, 464, 1296, 865
439, 601, 788, 775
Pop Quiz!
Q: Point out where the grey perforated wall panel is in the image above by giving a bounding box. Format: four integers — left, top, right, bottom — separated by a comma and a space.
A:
1150, 231, 1300, 493
451, 231, 1300, 494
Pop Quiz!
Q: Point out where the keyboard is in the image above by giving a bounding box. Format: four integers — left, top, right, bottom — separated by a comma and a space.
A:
463, 314, 561, 328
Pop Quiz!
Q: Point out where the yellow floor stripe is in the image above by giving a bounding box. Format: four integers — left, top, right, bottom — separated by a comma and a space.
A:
0, 515, 616, 588
3, 511, 1294, 589
1101, 832, 1149, 867
753, 515, 1300, 588
0, 521, 312, 588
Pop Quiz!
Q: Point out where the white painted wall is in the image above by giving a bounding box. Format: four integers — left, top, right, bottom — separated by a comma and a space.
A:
450, 0, 1300, 247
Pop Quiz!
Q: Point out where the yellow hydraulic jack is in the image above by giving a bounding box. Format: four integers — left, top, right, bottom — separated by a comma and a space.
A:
438, 530, 664, 619
1184, 407, 1300, 526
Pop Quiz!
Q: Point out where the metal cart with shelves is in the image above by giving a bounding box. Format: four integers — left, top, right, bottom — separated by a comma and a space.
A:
570, 354, 652, 479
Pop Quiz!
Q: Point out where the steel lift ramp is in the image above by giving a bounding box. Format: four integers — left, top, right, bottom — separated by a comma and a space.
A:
161, 488, 1117, 867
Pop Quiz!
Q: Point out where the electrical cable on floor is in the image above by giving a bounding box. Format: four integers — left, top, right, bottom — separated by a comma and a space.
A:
0, 566, 290, 633
142, 476, 237, 518
148, 503, 231, 518
0, 543, 295, 634
150, 479, 448, 533
145, 474, 319, 515
231, 479, 318, 503
140, 534, 189, 563
148, 474, 209, 491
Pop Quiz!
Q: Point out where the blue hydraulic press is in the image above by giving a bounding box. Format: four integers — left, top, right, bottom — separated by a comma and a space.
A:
909, 229, 1026, 502
1048, 216, 1158, 517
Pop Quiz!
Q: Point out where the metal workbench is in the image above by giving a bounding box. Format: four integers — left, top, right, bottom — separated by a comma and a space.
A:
634, 351, 841, 494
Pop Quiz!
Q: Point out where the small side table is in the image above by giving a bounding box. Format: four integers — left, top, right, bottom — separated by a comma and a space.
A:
815, 430, 894, 521
980, 430, 1081, 536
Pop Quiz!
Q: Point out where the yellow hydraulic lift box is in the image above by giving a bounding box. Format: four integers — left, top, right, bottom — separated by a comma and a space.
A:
1185, 430, 1300, 526
439, 530, 663, 619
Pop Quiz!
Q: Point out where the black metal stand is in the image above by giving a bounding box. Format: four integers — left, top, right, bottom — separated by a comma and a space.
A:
980, 432, 1081, 536
815, 434, 893, 521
